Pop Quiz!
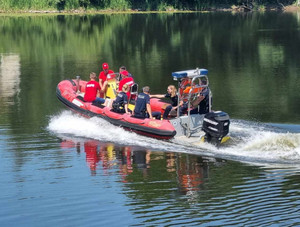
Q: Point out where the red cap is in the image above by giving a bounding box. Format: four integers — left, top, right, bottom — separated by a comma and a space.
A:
120, 70, 129, 76
102, 63, 109, 69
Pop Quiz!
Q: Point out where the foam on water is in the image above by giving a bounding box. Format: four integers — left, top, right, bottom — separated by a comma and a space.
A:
47, 111, 187, 153
48, 111, 300, 164
217, 120, 300, 163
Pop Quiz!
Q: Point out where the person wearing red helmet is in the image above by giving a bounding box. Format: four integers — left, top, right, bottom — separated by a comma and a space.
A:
119, 66, 133, 79
98, 62, 114, 98
118, 70, 134, 99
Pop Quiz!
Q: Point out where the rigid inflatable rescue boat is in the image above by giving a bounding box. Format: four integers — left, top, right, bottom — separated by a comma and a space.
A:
56, 77, 177, 140
56, 68, 230, 144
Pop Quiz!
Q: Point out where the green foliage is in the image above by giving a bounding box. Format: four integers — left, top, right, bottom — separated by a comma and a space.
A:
0, 0, 298, 11
0, 0, 11, 10
65, 0, 80, 9
106, 0, 130, 10
0, 0, 55, 10
157, 2, 174, 11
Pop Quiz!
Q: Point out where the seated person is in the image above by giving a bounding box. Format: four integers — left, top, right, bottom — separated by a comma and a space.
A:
84, 72, 105, 105
118, 70, 134, 99
112, 84, 131, 114
179, 100, 188, 116
178, 92, 191, 115
150, 85, 178, 119
133, 86, 161, 120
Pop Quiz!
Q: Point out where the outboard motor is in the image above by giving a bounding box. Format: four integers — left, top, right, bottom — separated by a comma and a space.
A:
202, 111, 230, 145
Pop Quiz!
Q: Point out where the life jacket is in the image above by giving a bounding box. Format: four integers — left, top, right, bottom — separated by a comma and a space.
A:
179, 79, 191, 96
182, 86, 203, 94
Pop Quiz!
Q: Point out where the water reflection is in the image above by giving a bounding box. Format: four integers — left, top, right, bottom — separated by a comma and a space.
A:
2, 134, 300, 226
61, 138, 153, 178
58, 136, 226, 197
0, 54, 20, 102
177, 155, 206, 194
60, 138, 140, 176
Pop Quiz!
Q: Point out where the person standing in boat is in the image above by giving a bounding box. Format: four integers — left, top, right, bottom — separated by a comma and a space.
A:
178, 78, 209, 115
99, 62, 114, 98
150, 85, 178, 119
84, 72, 106, 105
118, 70, 134, 99
178, 78, 192, 116
133, 86, 161, 120
119, 66, 133, 80
112, 84, 131, 114
189, 87, 210, 114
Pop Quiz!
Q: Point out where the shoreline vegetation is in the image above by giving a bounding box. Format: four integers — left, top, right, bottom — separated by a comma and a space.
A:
0, 0, 300, 14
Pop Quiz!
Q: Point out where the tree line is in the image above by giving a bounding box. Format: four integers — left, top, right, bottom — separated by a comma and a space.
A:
0, 0, 298, 11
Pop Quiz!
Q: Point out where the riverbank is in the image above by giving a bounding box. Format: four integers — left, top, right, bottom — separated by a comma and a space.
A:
0, 4, 299, 15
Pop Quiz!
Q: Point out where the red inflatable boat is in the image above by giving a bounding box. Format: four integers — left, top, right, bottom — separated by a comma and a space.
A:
56, 68, 230, 144
56, 78, 176, 140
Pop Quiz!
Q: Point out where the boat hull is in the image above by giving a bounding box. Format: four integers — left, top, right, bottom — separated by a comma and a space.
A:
56, 79, 176, 140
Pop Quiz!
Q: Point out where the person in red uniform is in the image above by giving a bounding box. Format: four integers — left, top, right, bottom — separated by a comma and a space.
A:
84, 72, 105, 104
119, 66, 133, 79
99, 62, 114, 98
118, 70, 134, 99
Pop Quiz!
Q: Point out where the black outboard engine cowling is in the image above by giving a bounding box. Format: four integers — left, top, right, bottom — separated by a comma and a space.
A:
202, 111, 230, 144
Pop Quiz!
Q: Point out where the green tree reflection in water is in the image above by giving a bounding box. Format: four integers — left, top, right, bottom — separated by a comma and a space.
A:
0, 12, 300, 134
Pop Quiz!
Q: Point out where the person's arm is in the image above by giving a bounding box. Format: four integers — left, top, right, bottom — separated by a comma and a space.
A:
191, 94, 205, 107
146, 103, 153, 118
118, 80, 124, 92
150, 94, 165, 98
101, 81, 108, 92
124, 104, 130, 114
96, 83, 101, 97
99, 78, 103, 89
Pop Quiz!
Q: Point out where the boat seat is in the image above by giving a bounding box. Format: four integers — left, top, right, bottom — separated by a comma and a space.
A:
110, 109, 125, 114
76, 95, 105, 108
131, 115, 146, 120
129, 83, 138, 104
76, 95, 86, 102
92, 102, 105, 108
129, 99, 136, 105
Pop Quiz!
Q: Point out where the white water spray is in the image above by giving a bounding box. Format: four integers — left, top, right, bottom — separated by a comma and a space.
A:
48, 111, 300, 164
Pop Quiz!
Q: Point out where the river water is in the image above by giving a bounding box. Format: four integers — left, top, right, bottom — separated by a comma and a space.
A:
1, 12, 300, 226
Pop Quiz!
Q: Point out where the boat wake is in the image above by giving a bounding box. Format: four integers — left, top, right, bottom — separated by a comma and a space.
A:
47, 111, 300, 165
205, 120, 300, 164
47, 110, 177, 151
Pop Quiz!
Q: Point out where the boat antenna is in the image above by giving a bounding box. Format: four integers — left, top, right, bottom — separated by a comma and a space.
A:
76, 75, 81, 93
